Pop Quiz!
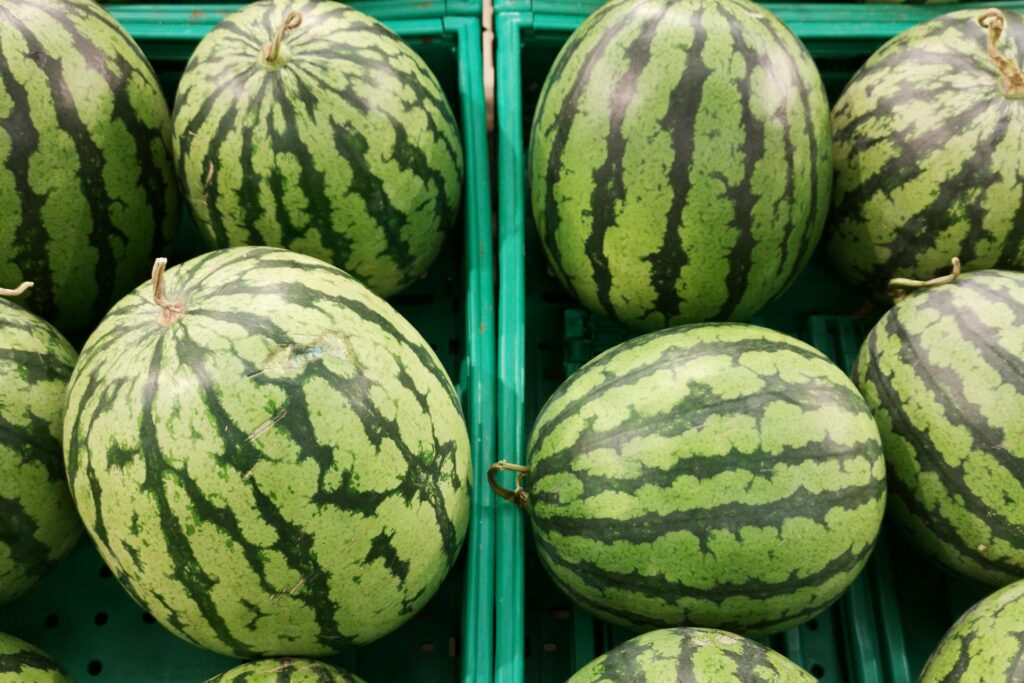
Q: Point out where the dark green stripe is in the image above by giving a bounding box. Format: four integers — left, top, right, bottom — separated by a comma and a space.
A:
533, 384, 874, 482
0, 497, 52, 583
589, 3, 675, 324
0, 11, 51, 315
736, 3, 825, 296
531, 331, 831, 450
539, 536, 851, 635
535, 479, 883, 546
0, 650, 66, 675
535, 0, 645, 316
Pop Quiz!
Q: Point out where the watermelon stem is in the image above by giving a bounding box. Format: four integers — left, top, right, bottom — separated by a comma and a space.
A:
887, 257, 961, 302
151, 258, 185, 327
262, 11, 303, 65
978, 9, 1024, 98
487, 461, 529, 509
0, 281, 33, 298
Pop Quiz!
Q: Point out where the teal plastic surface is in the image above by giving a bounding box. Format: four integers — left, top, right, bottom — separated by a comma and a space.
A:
494, 5, 1003, 682
0, 10, 494, 683
495, 0, 1024, 26
102, 1, 482, 20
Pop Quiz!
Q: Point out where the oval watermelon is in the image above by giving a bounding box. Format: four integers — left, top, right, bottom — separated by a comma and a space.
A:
0, 632, 74, 683
528, 0, 831, 330
568, 627, 813, 682
173, 0, 463, 299
63, 247, 471, 657
207, 658, 364, 683
854, 269, 1024, 585
0, 0, 179, 338
517, 323, 885, 635
920, 579, 1024, 682
0, 283, 81, 605
828, 9, 1024, 299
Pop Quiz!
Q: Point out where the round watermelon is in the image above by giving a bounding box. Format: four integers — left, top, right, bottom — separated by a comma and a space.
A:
854, 269, 1024, 585
0, 0, 179, 338
0, 284, 81, 605
569, 627, 813, 682
207, 658, 364, 683
920, 579, 1024, 682
172, 0, 463, 299
63, 247, 471, 657
828, 9, 1024, 299
528, 0, 831, 331
517, 323, 885, 635
0, 632, 74, 683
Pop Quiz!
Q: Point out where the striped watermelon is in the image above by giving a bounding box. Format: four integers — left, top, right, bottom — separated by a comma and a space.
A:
0, 284, 81, 605
920, 579, 1024, 682
510, 323, 885, 635
854, 269, 1024, 586
568, 627, 813, 682
0, 632, 73, 683
207, 658, 364, 683
63, 247, 471, 657
172, 0, 463, 299
828, 8, 1024, 299
528, 0, 831, 331
0, 0, 179, 338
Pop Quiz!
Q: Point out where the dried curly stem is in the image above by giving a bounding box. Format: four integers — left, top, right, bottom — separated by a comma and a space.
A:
888, 257, 961, 302
488, 460, 529, 509
0, 282, 33, 298
152, 258, 185, 326
978, 9, 1024, 98
263, 11, 303, 64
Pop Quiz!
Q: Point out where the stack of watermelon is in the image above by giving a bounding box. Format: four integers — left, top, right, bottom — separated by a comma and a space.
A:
0, 0, 472, 680
503, 0, 1024, 679
4, 0, 1024, 679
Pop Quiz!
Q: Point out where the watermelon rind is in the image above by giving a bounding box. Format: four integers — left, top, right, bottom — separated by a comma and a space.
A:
0, 293, 82, 605
525, 322, 886, 635
63, 247, 472, 657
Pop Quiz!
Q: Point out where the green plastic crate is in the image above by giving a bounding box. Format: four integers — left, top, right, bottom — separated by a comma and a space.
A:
494, 4, 1010, 682
0, 8, 495, 683
97, 1, 483, 20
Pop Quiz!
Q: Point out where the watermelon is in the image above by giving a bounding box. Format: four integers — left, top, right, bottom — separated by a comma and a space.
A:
62, 247, 471, 657
0, 632, 74, 683
568, 627, 813, 682
920, 579, 1024, 682
503, 323, 885, 635
0, 283, 81, 604
854, 268, 1024, 586
528, 0, 831, 331
828, 8, 1024, 299
172, 0, 463, 299
0, 0, 179, 338
207, 658, 364, 683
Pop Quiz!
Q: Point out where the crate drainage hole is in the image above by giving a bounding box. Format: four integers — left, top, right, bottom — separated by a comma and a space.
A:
43, 614, 59, 629
811, 664, 824, 678
87, 660, 102, 676
807, 619, 819, 631
93, 612, 108, 626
